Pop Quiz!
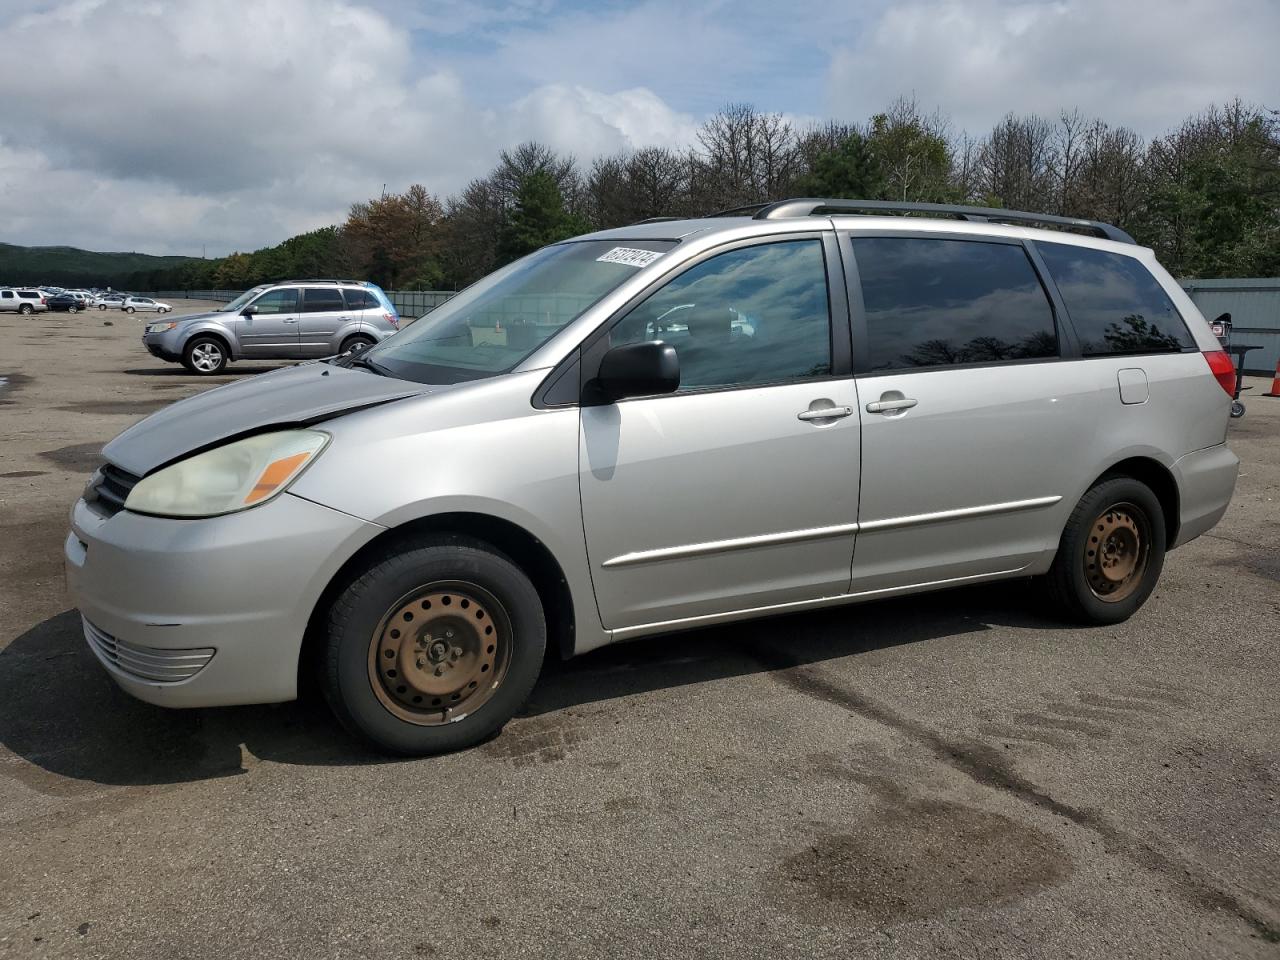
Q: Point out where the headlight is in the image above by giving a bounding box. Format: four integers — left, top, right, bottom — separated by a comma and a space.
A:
124, 430, 329, 518
148, 321, 178, 334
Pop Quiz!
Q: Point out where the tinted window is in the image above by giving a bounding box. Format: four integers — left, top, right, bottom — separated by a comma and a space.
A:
250, 288, 298, 314
611, 240, 831, 390
1037, 242, 1194, 355
301, 288, 346, 313
344, 289, 377, 310
1, 291, 13, 299
854, 238, 1058, 371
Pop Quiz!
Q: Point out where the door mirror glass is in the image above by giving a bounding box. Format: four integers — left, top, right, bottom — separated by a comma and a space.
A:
591, 341, 680, 402
241, 304, 258, 316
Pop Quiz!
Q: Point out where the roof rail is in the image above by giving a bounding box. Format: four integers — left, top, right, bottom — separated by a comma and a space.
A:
630, 216, 682, 225
277, 278, 360, 285
751, 198, 1136, 244
705, 202, 773, 218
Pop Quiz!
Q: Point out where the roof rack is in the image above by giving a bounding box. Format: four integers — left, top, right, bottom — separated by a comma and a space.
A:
630, 216, 682, 225
750, 198, 1136, 244
705, 202, 774, 218
277, 278, 361, 285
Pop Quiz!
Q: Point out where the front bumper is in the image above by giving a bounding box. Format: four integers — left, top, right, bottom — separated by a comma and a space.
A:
66, 492, 383, 707
142, 327, 184, 362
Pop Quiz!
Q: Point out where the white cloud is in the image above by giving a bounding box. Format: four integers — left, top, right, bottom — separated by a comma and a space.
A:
827, 0, 1280, 138
0, 0, 698, 255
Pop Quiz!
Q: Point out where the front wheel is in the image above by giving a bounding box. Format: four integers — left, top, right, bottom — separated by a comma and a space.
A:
125, 306, 135, 313
99, 304, 106, 310
182, 336, 228, 375
322, 535, 546, 755
1045, 476, 1166, 625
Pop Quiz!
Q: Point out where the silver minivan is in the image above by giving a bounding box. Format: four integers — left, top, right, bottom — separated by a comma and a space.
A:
67, 200, 1239, 755
141, 279, 400, 374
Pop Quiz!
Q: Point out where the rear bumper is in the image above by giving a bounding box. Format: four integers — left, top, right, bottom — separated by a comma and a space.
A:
1171, 443, 1239, 548
65, 493, 384, 707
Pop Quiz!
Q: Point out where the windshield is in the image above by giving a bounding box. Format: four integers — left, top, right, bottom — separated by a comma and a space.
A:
363, 239, 676, 384
219, 285, 269, 312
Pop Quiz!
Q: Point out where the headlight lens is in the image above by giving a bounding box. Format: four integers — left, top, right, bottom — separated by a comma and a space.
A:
124, 430, 329, 518
148, 321, 178, 334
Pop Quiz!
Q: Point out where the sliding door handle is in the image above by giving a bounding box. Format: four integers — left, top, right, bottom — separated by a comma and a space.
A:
866, 397, 918, 414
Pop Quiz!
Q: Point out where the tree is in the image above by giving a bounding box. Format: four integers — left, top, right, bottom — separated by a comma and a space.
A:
793, 126, 883, 199
497, 171, 589, 264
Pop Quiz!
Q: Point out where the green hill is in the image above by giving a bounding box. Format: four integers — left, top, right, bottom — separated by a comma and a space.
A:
0, 242, 198, 287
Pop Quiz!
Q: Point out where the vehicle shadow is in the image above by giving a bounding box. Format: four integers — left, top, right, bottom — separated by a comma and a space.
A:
0, 584, 1067, 788
120, 364, 292, 378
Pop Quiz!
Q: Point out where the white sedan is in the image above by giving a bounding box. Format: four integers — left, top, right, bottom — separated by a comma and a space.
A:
121, 296, 172, 314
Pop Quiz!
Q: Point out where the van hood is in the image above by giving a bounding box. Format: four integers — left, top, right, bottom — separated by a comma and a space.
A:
103, 362, 433, 476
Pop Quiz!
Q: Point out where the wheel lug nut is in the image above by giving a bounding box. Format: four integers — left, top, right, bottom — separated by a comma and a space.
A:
445, 630, 454, 639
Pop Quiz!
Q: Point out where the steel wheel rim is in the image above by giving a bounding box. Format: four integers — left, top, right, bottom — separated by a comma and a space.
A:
1084, 501, 1150, 602
191, 343, 221, 371
366, 581, 512, 726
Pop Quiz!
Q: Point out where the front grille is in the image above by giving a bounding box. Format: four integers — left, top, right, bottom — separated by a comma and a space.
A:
88, 463, 140, 517
83, 617, 215, 683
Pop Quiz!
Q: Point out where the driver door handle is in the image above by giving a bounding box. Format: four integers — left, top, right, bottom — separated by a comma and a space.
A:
282, 318, 300, 323
797, 405, 853, 421
866, 397, 918, 413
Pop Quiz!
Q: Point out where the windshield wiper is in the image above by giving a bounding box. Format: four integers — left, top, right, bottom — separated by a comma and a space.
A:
344, 354, 389, 376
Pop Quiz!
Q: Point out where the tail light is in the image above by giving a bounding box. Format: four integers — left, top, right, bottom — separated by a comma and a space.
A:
1202, 350, 1236, 397
40, 296, 46, 304
384, 311, 398, 328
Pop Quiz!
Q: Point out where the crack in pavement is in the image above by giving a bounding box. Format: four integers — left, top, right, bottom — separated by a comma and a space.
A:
743, 641, 1279, 944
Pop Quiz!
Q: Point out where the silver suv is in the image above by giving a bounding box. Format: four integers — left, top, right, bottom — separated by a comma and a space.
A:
142, 279, 400, 374
67, 199, 1239, 755
0, 288, 48, 314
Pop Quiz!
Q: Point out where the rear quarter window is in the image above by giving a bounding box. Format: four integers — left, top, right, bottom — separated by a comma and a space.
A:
343, 289, 377, 311
1035, 242, 1195, 355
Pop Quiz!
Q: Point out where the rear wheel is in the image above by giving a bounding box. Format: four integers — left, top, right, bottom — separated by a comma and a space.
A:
18, 304, 32, 316
1045, 476, 1165, 625
125, 306, 135, 313
322, 535, 546, 755
182, 336, 228, 375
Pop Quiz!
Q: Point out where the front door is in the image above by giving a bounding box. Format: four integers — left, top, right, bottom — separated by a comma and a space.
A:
579, 236, 861, 633
297, 286, 349, 357
235, 287, 300, 355
845, 234, 1094, 593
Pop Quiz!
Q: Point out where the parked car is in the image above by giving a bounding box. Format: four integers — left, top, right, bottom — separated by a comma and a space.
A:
95, 294, 127, 309
68, 199, 1239, 756
140, 279, 399, 374
46, 293, 87, 312
121, 296, 172, 314
0, 288, 49, 314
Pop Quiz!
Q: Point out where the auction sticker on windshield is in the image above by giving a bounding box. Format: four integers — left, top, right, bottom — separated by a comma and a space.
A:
596, 247, 665, 267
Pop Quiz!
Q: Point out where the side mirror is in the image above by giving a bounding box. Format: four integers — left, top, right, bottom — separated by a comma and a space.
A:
241, 304, 258, 316
591, 341, 680, 402
1213, 312, 1231, 324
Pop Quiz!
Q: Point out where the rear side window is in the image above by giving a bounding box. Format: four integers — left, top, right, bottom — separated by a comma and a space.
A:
853, 237, 1058, 371
343, 289, 377, 310
1036, 243, 1194, 355
302, 288, 346, 313
19, 292, 38, 300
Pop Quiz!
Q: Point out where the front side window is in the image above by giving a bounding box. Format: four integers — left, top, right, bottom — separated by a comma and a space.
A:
1036, 242, 1194, 355
250, 288, 298, 315
301, 288, 345, 313
610, 239, 832, 390
853, 237, 1058, 371
365, 239, 677, 384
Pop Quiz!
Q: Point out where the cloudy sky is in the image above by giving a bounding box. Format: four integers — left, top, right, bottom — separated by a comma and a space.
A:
0, 0, 1276, 257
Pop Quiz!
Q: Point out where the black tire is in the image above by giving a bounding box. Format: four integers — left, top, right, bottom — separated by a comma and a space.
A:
322, 534, 546, 756
182, 336, 229, 375
341, 334, 375, 354
99, 304, 106, 310
1045, 476, 1166, 625
18, 304, 32, 316
125, 306, 135, 313
69, 304, 78, 313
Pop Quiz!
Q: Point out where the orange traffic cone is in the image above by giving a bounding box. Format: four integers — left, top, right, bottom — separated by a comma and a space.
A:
1264, 360, 1280, 398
